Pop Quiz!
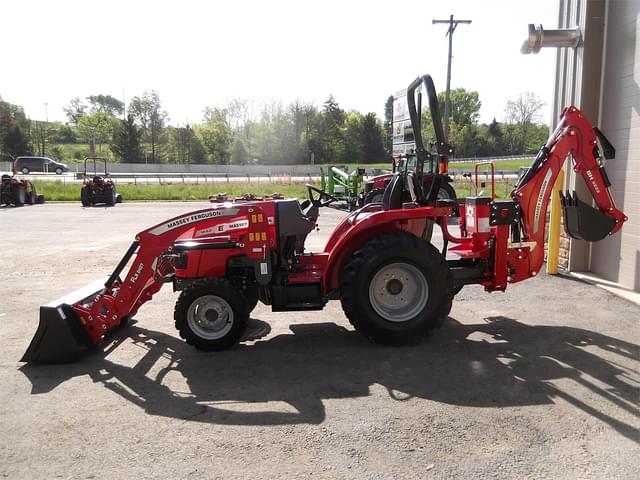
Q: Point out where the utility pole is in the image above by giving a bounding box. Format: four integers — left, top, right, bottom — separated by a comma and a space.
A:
42, 102, 49, 157
432, 15, 472, 141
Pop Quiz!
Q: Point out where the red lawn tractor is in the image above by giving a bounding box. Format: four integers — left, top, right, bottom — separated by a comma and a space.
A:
80, 157, 123, 207
1, 162, 45, 207
22, 75, 627, 364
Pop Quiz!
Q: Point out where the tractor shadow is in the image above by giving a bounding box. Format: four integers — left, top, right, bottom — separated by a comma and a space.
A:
20, 316, 639, 441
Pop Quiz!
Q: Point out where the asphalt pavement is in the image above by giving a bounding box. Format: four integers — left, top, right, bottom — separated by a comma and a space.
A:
0, 202, 638, 479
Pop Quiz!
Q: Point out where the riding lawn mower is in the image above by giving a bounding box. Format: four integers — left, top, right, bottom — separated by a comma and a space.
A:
22, 74, 627, 364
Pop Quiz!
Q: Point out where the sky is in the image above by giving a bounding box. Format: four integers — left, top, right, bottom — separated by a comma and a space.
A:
2, 0, 559, 126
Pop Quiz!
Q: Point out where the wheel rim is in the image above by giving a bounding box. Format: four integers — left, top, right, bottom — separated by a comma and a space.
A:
187, 295, 234, 340
21, 168, 28, 174
55, 168, 62, 174
368, 262, 429, 322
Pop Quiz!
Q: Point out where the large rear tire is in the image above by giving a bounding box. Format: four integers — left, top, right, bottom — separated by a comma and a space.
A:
104, 186, 115, 206
81, 187, 91, 207
13, 185, 26, 206
174, 279, 249, 351
340, 232, 452, 345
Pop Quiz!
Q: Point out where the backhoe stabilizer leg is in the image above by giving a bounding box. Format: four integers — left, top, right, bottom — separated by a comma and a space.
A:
560, 190, 617, 241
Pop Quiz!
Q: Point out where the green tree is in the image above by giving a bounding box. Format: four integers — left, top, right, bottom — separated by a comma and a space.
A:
230, 137, 251, 165
129, 91, 169, 163
63, 97, 87, 125
111, 115, 142, 162
361, 113, 387, 162
0, 96, 32, 160
504, 92, 545, 154
77, 112, 114, 156
198, 108, 232, 164
169, 124, 206, 164
438, 88, 481, 127
383, 95, 394, 156
87, 94, 124, 117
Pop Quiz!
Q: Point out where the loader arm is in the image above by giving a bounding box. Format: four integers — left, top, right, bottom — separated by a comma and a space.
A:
509, 106, 626, 281
22, 205, 261, 363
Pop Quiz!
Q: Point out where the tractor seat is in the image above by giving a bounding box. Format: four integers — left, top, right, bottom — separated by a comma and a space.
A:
93, 176, 103, 183
276, 199, 316, 238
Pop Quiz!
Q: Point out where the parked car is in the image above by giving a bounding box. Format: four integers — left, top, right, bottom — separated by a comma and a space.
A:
14, 156, 69, 175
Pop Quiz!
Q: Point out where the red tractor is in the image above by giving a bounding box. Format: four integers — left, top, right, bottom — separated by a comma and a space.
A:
1, 164, 45, 207
80, 157, 123, 207
22, 75, 627, 364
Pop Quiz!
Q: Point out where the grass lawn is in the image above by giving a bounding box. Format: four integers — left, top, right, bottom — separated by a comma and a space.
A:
33, 181, 309, 202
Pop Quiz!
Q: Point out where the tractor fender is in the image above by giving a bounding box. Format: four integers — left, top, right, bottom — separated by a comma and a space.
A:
323, 208, 438, 293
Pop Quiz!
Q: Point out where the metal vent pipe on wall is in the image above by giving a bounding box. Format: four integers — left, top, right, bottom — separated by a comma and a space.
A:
521, 24, 582, 54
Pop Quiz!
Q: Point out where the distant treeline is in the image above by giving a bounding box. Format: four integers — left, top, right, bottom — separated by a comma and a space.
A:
0, 89, 548, 165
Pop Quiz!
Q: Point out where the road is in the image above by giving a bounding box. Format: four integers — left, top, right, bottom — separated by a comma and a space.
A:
0, 202, 638, 479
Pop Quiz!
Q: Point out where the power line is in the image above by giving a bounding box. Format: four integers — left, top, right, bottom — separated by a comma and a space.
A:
432, 15, 472, 141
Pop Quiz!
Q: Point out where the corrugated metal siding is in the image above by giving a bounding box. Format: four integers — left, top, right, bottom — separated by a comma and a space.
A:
591, 0, 640, 291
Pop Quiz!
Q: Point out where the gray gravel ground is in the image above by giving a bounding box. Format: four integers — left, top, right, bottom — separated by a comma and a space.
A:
0, 202, 638, 479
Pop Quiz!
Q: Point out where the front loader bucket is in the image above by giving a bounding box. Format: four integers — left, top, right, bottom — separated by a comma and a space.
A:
560, 190, 617, 242
21, 279, 106, 364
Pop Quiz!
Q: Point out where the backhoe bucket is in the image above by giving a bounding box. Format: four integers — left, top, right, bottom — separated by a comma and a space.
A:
560, 191, 617, 242
21, 280, 105, 364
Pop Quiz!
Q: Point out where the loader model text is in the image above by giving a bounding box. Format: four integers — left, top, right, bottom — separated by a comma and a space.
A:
130, 262, 144, 284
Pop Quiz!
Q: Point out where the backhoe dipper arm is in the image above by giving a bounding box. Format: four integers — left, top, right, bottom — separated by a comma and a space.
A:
510, 106, 626, 280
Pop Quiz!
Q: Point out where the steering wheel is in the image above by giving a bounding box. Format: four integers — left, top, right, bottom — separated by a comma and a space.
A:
306, 184, 339, 207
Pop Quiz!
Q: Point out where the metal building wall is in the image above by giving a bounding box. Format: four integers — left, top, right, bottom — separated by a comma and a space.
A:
553, 0, 639, 291
590, 0, 640, 290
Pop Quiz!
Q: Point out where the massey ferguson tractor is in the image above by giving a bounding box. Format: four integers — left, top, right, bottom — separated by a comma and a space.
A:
22, 74, 627, 364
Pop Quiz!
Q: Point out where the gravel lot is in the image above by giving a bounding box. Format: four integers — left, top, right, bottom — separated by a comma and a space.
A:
1, 202, 638, 479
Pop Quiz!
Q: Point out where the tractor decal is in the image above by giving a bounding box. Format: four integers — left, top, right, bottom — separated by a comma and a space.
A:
149, 208, 240, 235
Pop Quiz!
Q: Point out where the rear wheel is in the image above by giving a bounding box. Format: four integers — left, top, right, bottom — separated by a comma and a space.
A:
81, 187, 91, 207
174, 279, 249, 351
104, 186, 115, 206
340, 232, 452, 345
364, 189, 385, 204
13, 185, 26, 206
437, 182, 457, 201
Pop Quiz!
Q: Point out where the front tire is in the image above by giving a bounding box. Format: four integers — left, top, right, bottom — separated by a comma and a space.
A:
20, 167, 29, 174
174, 279, 249, 351
340, 232, 452, 345
55, 167, 63, 175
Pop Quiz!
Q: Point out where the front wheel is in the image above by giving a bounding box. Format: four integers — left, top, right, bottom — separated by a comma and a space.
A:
174, 279, 249, 351
20, 167, 29, 175
340, 232, 452, 345
55, 167, 63, 175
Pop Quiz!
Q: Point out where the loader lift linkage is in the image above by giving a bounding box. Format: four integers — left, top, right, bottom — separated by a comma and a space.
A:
22, 74, 627, 364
